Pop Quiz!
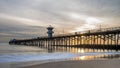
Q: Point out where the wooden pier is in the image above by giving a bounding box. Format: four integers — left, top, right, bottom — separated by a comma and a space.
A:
9, 26, 120, 51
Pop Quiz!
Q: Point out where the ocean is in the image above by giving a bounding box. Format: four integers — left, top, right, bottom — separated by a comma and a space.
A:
0, 43, 120, 67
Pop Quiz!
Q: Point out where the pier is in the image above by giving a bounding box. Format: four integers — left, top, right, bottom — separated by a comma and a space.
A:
9, 26, 120, 51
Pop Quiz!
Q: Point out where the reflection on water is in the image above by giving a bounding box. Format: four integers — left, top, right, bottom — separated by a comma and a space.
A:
78, 49, 85, 53
100, 54, 120, 59
46, 46, 120, 60
78, 56, 86, 60
71, 54, 120, 60
72, 56, 94, 60
0, 43, 120, 63
46, 46, 119, 53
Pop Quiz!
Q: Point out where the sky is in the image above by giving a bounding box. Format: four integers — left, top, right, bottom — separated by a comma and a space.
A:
0, 0, 120, 42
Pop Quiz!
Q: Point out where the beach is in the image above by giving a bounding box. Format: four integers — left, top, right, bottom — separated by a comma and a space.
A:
0, 59, 120, 68
18, 59, 120, 68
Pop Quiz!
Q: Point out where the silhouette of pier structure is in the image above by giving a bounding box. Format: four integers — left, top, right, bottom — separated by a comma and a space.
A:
9, 26, 120, 51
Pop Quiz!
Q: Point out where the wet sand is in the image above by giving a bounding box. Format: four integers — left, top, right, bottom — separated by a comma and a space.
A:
22, 60, 120, 68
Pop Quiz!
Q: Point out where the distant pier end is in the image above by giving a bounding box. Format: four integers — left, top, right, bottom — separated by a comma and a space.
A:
47, 25, 54, 38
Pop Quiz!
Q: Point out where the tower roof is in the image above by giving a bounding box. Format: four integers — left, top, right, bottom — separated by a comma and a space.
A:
47, 25, 54, 29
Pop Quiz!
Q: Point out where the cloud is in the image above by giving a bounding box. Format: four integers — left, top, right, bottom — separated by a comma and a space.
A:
0, 0, 120, 42
0, 13, 49, 26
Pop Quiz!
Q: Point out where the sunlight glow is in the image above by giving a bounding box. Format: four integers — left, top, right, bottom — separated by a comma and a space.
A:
86, 17, 102, 24
74, 56, 96, 60
68, 12, 103, 33
72, 17, 103, 32
69, 13, 87, 20
75, 24, 97, 32
79, 56, 85, 60
78, 49, 85, 53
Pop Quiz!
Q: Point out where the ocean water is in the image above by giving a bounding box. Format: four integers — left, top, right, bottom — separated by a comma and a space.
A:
0, 43, 120, 63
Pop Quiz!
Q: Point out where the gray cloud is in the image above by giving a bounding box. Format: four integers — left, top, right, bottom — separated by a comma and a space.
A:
0, 0, 120, 42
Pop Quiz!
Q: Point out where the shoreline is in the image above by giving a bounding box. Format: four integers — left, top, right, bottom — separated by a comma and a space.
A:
21, 59, 120, 68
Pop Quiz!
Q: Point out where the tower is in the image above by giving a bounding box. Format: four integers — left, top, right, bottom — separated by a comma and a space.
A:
47, 25, 54, 38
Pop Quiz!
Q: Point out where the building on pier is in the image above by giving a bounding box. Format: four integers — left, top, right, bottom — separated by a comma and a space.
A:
47, 25, 54, 38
